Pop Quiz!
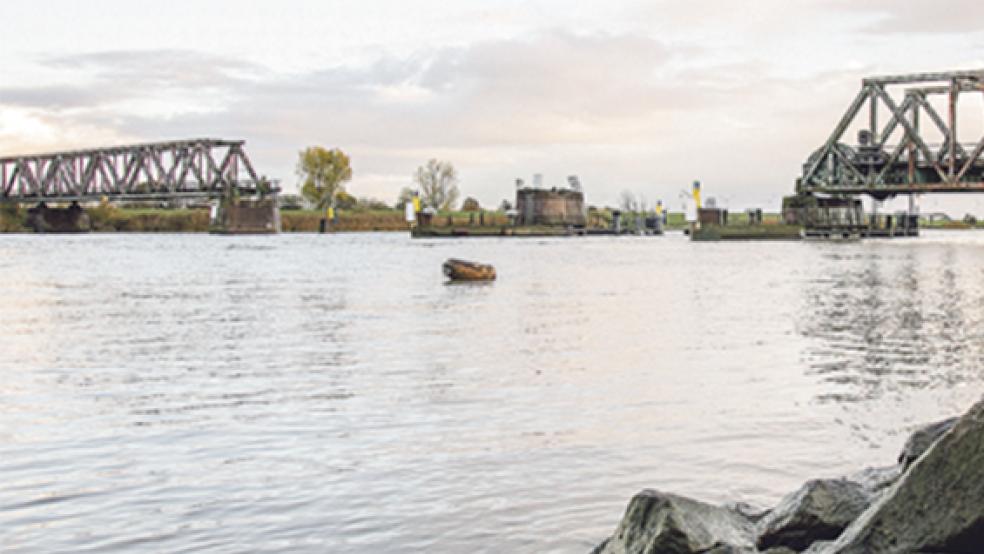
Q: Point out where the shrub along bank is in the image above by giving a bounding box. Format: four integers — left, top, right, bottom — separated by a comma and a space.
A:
0, 205, 412, 233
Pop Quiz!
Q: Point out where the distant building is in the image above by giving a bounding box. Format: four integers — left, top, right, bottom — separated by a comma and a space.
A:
515, 178, 586, 227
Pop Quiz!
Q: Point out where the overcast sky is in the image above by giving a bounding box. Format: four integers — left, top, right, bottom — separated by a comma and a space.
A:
2, 0, 984, 211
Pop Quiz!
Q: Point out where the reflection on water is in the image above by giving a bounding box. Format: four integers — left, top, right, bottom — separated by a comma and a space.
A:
1, 231, 983, 553
800, 242, 984, 403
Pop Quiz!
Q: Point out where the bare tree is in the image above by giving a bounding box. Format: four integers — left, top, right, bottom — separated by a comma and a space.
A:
415, 159, 460, 211
619, 190, 638, 213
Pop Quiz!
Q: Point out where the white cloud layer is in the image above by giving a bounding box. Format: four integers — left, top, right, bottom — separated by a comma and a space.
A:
1, 0, 983, 209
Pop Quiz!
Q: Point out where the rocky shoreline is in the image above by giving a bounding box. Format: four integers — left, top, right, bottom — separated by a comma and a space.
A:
591, 398, 983, 553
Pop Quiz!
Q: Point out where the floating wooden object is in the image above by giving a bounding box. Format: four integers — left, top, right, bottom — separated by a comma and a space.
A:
443, 258, 496, 282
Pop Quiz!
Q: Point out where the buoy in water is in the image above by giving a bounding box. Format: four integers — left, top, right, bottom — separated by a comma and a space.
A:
443, 258, 496, 281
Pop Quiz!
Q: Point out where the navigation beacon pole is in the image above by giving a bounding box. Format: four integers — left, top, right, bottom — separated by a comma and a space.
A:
691, 180, 702, 234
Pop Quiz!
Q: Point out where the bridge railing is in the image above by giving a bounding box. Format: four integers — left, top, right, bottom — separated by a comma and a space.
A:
799, 70, 984, 196
1, 138, 277, 203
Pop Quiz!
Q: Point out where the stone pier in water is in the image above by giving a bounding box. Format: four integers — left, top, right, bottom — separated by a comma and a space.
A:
210, 197, 281, 234
27, 203, 91, 233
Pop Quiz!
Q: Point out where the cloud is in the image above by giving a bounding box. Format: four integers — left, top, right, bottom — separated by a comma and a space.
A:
223, 29, 712, 153
0, 22, 975, 208
0, 106, 131, 155
0, 49, 261, 118
45, 49, 262, 87
0, 32, 852, 205
826, 0, 984, 34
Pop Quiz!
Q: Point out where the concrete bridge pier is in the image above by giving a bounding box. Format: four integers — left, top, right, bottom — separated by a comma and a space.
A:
27, 202, 91, 233
210, 196, 280, 234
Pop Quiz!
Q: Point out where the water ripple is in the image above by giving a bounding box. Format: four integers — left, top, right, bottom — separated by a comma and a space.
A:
1, 232, 983, 552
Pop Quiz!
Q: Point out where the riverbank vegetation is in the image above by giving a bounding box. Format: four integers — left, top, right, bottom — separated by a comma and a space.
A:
4, 201, 984, 233
0, 204, 410, 233
0, 204, 26, 232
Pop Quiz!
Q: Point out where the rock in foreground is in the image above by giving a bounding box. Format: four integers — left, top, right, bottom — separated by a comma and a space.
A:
755, 479, 868, 551
897, 416, 958, 469
828, 400, 984, 552
593, 490, 756, 554
592, 397, 984, 553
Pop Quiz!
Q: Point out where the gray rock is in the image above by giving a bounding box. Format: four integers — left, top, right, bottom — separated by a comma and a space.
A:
725, 501, 771, 523
844, 465, 901, 497
828, 398, 984, 553
593, 489, 756, 554
801, 541, 833, 553
755, 478, 869, 552
897, 416, 958, 469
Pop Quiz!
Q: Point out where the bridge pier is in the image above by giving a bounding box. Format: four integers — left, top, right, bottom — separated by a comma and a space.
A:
784, 194, 920, 239
27, 202, 91, 233
209, 196, 280, 234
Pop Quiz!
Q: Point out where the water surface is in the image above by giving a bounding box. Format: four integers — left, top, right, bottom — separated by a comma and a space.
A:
2, 231, 983, 552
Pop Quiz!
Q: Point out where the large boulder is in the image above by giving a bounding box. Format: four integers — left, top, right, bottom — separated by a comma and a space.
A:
827, 398, 984, 553
897, 416, 958, 469
755, 479, 869, 551
843, 465, 900, 497
593, 490, 756, 554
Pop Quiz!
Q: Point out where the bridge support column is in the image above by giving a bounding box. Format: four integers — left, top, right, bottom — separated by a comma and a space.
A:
210, 196, 280, 234
27, 202, 91, 233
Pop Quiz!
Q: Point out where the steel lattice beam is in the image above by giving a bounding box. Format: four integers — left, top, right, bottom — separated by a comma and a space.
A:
0, 138, 277, 203
798, 70, 984, 198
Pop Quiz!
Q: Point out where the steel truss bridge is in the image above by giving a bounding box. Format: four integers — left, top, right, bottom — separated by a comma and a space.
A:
798, 69, 984, 198
0, 138, 277, 203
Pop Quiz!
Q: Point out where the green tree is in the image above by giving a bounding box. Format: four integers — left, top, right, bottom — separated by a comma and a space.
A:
335, 190, 358, 210
461, 197, 480, 212
414, 159, 460, 211
297, 146, 352, 228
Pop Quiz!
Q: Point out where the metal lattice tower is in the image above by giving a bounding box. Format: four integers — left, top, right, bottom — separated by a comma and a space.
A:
0, 138, 276, 203
798, 70, 984, 198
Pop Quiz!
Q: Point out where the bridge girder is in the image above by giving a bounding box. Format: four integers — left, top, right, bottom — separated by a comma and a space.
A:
798, 70, 984, 197
0, 138, 276, 203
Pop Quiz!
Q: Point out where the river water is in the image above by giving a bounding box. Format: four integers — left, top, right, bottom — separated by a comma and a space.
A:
1, 230, 983, 552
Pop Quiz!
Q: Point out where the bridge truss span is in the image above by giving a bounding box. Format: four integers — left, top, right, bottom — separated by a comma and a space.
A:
799, 69, 984, 198
0, 138, 276, 203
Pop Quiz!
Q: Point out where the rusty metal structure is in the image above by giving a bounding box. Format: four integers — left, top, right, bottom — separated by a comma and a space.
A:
0, 138, 275, 203
798, 70, 984, 198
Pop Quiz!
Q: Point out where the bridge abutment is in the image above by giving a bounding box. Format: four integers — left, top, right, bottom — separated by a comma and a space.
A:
27, 203, 91, 233
210, 197, 280, 234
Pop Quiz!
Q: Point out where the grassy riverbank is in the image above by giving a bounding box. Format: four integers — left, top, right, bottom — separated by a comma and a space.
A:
0, 205, 414, 233
4, 204, 982, 233
0, 205, 522, 233
691, 224, 802, 241
919, 219, 984, 230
